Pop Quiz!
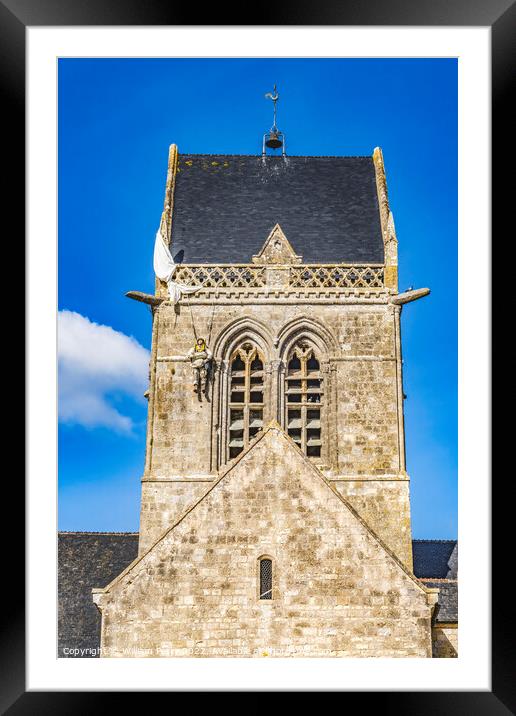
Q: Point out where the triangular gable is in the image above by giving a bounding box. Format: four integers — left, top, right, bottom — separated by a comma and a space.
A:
94, 423, 432, 604
251, 224, 302, 264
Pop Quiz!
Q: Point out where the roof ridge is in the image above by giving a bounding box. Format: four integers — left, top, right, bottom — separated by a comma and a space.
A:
59, 531, 138, 535
177, 153, 373, 159
413, 539, 457, 543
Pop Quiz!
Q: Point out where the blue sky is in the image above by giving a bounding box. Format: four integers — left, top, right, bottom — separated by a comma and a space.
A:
58, 58, 457, 538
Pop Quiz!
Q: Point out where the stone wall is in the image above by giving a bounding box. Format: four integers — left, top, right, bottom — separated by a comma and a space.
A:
96, 428, 433, 658
334, 480, 412, 570
139, 480, 212, 555
139, 298, 412, 565
432, 625, 458, 658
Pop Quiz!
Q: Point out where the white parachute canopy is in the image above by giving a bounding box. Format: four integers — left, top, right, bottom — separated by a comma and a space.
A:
153, 228, 200, 304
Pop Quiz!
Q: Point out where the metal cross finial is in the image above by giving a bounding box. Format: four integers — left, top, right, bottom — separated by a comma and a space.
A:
265, 84, 279, 131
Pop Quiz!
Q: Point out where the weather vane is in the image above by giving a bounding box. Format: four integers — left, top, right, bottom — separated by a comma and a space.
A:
263, 84, 286, 156
265, 84, 279, 132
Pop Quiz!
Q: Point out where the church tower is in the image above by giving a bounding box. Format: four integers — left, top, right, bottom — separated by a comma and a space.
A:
93, 110, 437, 657
133, 142, 428, 569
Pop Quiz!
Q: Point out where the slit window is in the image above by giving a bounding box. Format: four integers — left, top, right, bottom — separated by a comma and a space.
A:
286, 345, 323, 458
228, 344, 264, 459
259, 558, 273, 600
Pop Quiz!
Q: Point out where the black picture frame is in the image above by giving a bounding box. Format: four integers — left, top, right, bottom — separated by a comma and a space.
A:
3, 0, 508, 710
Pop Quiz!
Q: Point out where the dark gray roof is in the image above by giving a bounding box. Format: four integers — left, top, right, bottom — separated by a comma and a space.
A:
420, 580, 458, 623
446, 543, 458, 579
58, 533, 458, 655
412, 539, 458, 579
412, 540, 458, 624
58, 532, 139, 658
170, 154, 384, 264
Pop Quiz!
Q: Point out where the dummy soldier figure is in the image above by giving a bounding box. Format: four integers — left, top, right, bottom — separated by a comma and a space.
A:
187, 337, 213, 396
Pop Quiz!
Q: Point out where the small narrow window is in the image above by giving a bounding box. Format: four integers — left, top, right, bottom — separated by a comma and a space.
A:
259, 558, 273, 600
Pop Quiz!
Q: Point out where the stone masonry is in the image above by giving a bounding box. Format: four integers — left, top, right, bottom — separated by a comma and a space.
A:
92, 145, 446, 657
140, 299, 412, 569
94, 426, 437, 657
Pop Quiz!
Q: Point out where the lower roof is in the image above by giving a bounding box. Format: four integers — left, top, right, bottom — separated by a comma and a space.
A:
412, 539, 458, 579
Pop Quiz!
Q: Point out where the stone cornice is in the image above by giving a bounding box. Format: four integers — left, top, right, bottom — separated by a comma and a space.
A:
326, 474, 410, 482
175, 290, 393, 305
141, 472, 409, 483
127, 288, 397, 308
156, 354, 397, 363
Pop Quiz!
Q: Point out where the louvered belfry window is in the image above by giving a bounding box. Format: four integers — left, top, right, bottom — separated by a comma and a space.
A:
286, 345, 323, 457
259, 558, 273, 600
228, 344, 264, 459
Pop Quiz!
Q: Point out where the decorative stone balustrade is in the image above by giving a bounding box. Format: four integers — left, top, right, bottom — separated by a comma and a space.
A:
289, 265, 384, 289
173, 264, 385, 290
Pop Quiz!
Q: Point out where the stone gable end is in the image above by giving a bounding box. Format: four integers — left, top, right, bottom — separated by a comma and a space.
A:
95, 427, 433, 657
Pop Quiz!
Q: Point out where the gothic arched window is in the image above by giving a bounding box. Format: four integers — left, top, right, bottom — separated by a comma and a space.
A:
228, 343, 264, 459
285, 344, 323, 458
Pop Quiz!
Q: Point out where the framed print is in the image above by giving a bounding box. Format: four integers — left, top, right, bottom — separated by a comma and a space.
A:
2, 0, 509, 709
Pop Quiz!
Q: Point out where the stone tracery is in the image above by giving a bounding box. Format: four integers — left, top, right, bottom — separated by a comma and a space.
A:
285, 343, 323, 458
228, 343, 265, 459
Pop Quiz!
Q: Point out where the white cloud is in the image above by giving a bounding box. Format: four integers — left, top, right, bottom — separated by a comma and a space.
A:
58, 310, 150, 434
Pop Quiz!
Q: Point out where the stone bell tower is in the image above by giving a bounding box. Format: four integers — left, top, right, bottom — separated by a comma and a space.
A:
92, 128, 440, 659
128, 143, 429, 569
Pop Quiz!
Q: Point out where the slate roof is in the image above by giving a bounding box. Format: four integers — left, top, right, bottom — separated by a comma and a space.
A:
420, 580, 458, 624
58, 534, 458, 657
413, 540, 458, 624
170, 154, 384, 264
58, 532, 139, 658
412, 539, 458, 579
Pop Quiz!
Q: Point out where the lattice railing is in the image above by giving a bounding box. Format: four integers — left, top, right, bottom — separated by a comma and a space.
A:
172, 264, 385, 289
174, 265, 266, 288
289, 265, 384, 288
